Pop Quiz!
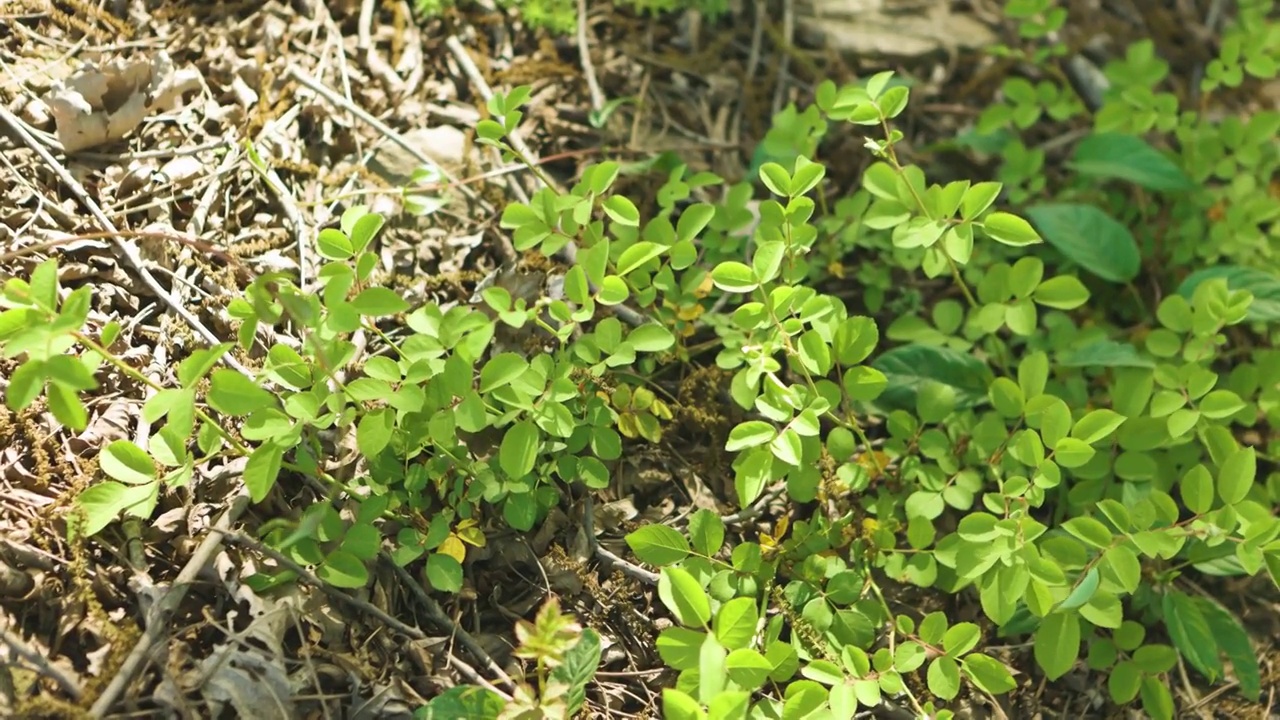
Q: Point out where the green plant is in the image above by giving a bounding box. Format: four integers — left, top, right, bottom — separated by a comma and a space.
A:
5, 27, 1279, 720
973, 0, 1279, 273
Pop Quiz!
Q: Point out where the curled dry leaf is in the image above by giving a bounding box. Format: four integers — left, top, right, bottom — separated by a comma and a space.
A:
43, 52, 204, 153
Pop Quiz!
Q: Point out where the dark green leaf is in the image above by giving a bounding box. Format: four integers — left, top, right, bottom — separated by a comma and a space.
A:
1195, 598, 1261, 701
1026, 203, 1140, 283
1162, 590, 1223, 683
871, 344, 992, 412
1069, 133, 1195, 192
1057, 340, 1153, 369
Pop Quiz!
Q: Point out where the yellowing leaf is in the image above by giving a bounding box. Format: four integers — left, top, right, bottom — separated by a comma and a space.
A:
438, 535, 467, 563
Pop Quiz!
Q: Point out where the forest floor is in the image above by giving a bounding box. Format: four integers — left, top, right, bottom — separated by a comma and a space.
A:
0, 0, 1276, 718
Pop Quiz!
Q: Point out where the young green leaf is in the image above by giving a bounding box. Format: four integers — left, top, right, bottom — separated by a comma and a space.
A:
1034, 612, 1080, 680
659, 566, 712, 627
981, 212, 1043, 246
626, 525, 691, 565
1217, 447, 1256, 504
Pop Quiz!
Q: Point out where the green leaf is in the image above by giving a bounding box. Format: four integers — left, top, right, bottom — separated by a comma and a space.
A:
597, 275, 630, 304
676, 203, 716, 243
75, 482, 132, 536
208, 369, 276, 416
1080, 592, 1123, 629
707, 691, 749, 720
961, 654, 1017, 695
603, 195, 640, 226
726, 421, 774, 452
1058, 340, 1153, 369
356, 408, 395, 457
5, 360, 45, 411
1108, 661, 1143, 704
1062, 516, 1113, 549
926, 656, 962, 700
1069, 132, 1196, 192
318, 549, 369, 589
1180, 464, 1215, 515
244, 441, 284, 502
657, 628, 704, 671
1199, 390, 1246, 419
960, 182, 1002, 219
1140, 676, 1174, 720
688, 509, 725, 557
759, 162, 792, 197
425, 553, 464, 592
843, 366, 888, 402
1033, 275, 1091, 309
99, 440, 156, 485
1176, 266, 1280, 323
1052, 437, 1096, 468
942, 623, 981, 657
499, 421, 539, 479
711, 262, 758, 293
616, 241, 665, 275
770, 427, 803, 466
480, 353, 528, 392
350, 287, 409, 316
1217, 447, 1255, 505
861, 162, 899, 200
1034, 612, 1080, 681
316, 228, 353, 260
918, 612, 948, 644
988, 377, 1024, 418
714, 597, 759, 651
1059, 567, 1100, 611
177, 340, 232, 386
1071, 409, 1127, 444
549, 629, 601, 718
1195, 598, 1261, 701
1025, 203, 1140, 283
872, 344, 992, 412
662, 689, 704, 720
418, 686, 504, 720
829, 315, 880, 363
725, 647, 774, 689
626, 524, 691, 565
981, 211, 1042, 246
1102, 546, 1142, 594
1162, 590, 1222, 683
1018, 351, 1049, 398
659, 566, 712, 627
628, 323, 675, 352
